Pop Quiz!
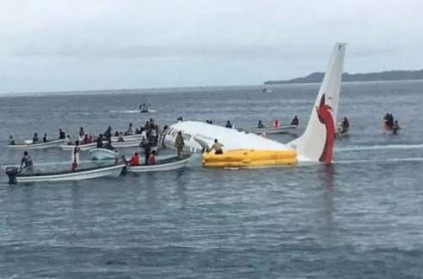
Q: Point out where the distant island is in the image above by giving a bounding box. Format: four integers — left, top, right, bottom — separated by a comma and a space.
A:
264, 69, 423, 84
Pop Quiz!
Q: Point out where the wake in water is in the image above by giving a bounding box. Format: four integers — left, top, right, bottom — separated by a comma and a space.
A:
109, 109, 157, 114
335, 143, 423, 153
109, 110, 140, 114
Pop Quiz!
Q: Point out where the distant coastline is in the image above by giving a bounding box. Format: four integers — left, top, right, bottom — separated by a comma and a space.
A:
264, 69, 423, 84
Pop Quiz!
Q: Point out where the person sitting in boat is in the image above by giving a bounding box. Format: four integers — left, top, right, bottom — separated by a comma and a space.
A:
104, 126, 112, 141
20, 151, 34, 174
272, 119, 281, 128
129, 152, 140, 166
175, 131, 185, 158
9, 135, 15, 145
71, 141, 80, 171
43, 133, 48, 143
290, 115, 299, 126
393, 120, 400, 135
96, 134, 104, 148
225, 120, 233, 129
32, 133, 39, 144
257, 120, 265, 128
148, 150, 156, 165
117, 132, 125, 142
59, 129, 66, 139
209, 139, 223, 154
65, 134, 72, 145
341, 117, 350, 134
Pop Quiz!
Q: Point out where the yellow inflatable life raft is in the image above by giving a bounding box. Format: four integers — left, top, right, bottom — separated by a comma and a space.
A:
202, 149, 297, 168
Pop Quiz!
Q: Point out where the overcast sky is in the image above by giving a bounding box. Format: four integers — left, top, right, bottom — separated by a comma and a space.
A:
1, 0, 422, 93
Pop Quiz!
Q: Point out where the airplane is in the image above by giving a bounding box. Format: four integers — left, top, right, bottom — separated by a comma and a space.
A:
162, 43, 346, 168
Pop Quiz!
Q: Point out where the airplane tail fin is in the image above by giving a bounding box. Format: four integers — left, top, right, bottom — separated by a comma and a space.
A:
289, 43, 346, 163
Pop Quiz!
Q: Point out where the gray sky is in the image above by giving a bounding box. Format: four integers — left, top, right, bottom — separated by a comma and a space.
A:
1, 0, 422, 93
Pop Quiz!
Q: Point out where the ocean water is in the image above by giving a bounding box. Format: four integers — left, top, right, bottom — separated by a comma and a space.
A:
1, 81, 423, 278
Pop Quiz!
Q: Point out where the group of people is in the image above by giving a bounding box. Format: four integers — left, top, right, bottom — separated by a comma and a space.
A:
384, 113, 400, 134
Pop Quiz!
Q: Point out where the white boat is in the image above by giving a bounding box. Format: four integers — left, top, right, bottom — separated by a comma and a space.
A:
249, 125, 298, 135
112, 139, 140, 148
61, 142, 96, 151
126, 155, 190, 173
61, 140, 139, 152
111, 134, 142, 142
89, 148, 119, 160
5, 164, 125, 184
8, 139, 65, 150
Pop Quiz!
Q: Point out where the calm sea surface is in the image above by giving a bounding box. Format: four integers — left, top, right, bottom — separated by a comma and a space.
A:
1, 81, 423, 278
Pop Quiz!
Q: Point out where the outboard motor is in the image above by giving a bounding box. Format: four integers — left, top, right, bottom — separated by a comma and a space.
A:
5, 167, 18, 184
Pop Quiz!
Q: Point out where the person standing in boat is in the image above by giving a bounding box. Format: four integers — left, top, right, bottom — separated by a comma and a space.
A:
20, 151, 34, 174
9, 135, 15, 145
393, 120, 400, 135
32, 133, 39, 144
209, 139, 224, 154
175, 131, 185, 158
127, 123, 134, 135
71, 141, 80, 171
96, 134, 104, 148
290, 115, 299, 126
104, 126, 112, 141
42, 133, 48, 143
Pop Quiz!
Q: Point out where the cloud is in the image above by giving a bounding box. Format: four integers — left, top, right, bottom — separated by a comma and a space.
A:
0, 0, 423, 93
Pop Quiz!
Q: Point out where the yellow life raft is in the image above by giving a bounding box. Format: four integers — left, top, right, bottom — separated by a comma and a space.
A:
202, 149, 298, 168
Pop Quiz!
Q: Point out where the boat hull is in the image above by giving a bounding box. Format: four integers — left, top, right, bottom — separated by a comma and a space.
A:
111, 134, 142, 142
12, 164, 125, 183
8, 139, 65, 150
127, 156, 190, 173
89, 148, 119, 160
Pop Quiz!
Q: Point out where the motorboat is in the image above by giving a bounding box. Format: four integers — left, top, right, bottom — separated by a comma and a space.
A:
126, 155, 190, 173
250, 125, 298, 136
89, 148, 119, 160
4, 164, 125, 184
110, 134, 142, 142
62, 139, 140, 152
7, 139, 65, 150
335, 123, 349, 138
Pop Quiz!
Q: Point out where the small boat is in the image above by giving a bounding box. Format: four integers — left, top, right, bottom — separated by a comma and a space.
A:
262, 88, 272, 93
4, 164, 125, 184
111, 140, 140, 148
7, 139, 65, 150
110, 134, 142, 142
62, 140, 140, 151
249, 125, 298, 136
126, 155, 190, 173
335, 123, 349, 138
89, 148, 119, 160
139, 104, 150, 113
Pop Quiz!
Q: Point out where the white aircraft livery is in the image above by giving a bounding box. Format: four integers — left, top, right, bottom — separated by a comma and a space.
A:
163, 43, 346, 167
